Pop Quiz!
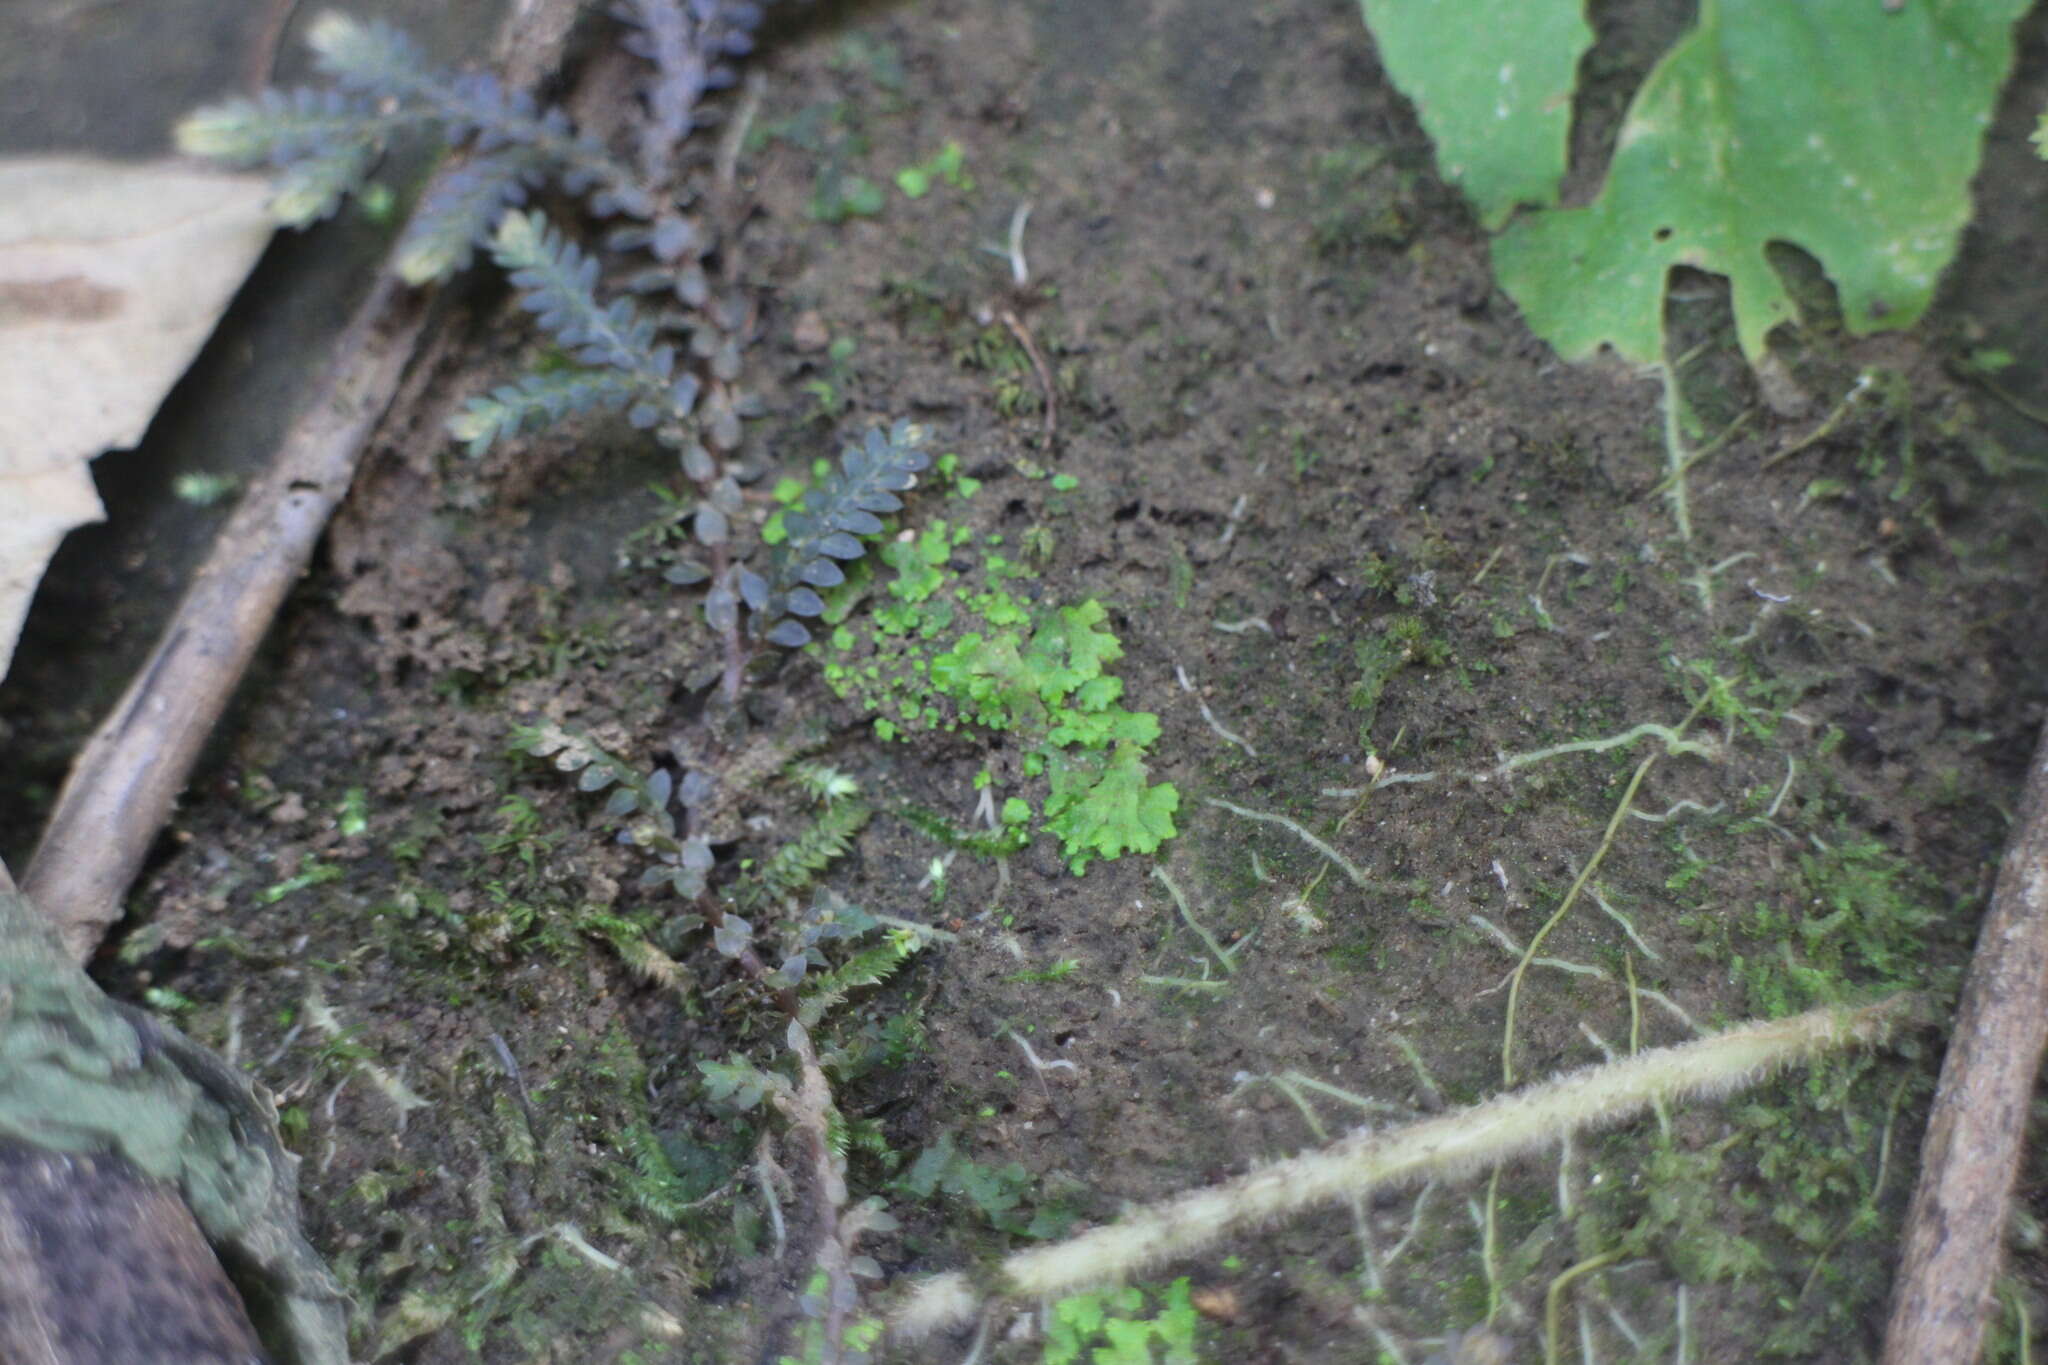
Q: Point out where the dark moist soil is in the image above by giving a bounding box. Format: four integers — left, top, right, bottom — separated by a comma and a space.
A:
7, 1, 2048, 1362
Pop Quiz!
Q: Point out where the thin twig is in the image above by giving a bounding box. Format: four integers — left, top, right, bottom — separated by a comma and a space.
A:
1151, 865, 1238, 976
998, 308, 1057, 448
25, 278, 426, 960
1658, 360, 1694, 541
1644, 406, 1757, 497
755, 1132, 790, 1261
1501, 752, 1655, 1086
1883, 720, 2048, 1364
1205, 797, 1373, 888
1500, 693, 1710, 1085
1175, 663, 1256, 757
1546, 1251, 1623, 1365
1762, 371, 1876, 470
715, 71, 766, 191
1968, 371, 2048, 431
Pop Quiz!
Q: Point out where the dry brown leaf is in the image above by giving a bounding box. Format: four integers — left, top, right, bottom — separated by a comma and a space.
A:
0, 156, 274, 679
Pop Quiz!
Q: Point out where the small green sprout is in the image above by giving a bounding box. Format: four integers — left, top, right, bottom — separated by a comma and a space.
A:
790, 761, 860, 804
1006, 958, 1079, 985
810, 170, 884, 222
937, 452, 983, 498
259, 861, 344, 904
336, 786, 370, 836
1045, 1279, 1200, 1365
142, 986, 196, 1015
173, 471, 240, 505
895, 140, 972, 198
820, 500, 1177, 871
355, 181, 396, 223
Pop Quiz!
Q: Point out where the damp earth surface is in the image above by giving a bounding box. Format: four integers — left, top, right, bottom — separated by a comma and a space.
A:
6, 1, 2048, 1361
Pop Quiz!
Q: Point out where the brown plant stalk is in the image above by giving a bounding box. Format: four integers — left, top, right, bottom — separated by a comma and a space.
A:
1882, 718, 2048, 1364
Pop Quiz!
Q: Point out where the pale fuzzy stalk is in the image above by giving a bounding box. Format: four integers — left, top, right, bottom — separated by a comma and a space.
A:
890, 995, 1918, 1339
777, 1021, 855, 1362
1659, 360, 1693, 541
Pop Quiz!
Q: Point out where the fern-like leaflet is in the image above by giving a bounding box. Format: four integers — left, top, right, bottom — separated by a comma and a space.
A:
308, 14, 624, 184
489, 212, 683, 400
786, 899, 925, 1030
177, 86, 399, 227
702, 420, 931, 650
183, 8, 934, 695
447, 367, 643, 458
614, 0, 766, 180
741, 800, 873, 910
508, 724, 716, 899
394, 147, 549, 283
445, 210, 721, 456
177, 12, 639, 280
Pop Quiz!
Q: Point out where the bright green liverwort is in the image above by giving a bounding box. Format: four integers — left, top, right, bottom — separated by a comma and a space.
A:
932, 599, 1179, 872
812, 484, 1178, 874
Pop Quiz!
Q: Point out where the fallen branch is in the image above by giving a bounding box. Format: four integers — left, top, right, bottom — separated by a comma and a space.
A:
1882, 720, 2048, 1364
890, 993, 1922, 1340
22, 0, 585, 964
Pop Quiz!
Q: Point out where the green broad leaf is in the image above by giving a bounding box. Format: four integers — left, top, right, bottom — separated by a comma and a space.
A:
898, 1132, 956, 1198
1490, 0, 2028, 364
880, 538, 944, 602
1056, 1296, 1105, 1337
1072, 675, 1125, 712
1024, 600, 1124, 702
698, 1058, 770, 1112
1099, 1318, 1157, 1365
1155, 1279, 1201, 1359
1046, 706, 1159, 750
1357, 0, 1591, 229
1044, 744, 1179, 874
931, 632, 1046, 732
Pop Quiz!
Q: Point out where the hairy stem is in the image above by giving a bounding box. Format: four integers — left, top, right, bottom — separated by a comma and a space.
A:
891, 994, 1921, 1340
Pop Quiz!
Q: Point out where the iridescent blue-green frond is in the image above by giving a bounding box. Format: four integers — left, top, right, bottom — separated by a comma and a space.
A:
394, 147, 547, 284
267, 135, 380, 227
174, 86, 389, 168
773, 420, 930, 595
447, 368, 641, 456
426, 69, 563, 153
305, 12, 628, 188
307, 12, 436, 102
737, 420, 928, 648
612, 0, 772, 172
489, 211, 672, 387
